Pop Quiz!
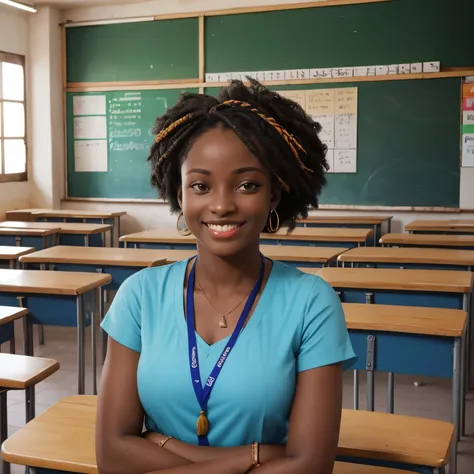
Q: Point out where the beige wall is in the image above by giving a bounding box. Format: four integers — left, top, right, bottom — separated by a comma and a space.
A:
0, 6, 30, 219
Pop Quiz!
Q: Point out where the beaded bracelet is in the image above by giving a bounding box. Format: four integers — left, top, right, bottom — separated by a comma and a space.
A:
158, 435, 173, 447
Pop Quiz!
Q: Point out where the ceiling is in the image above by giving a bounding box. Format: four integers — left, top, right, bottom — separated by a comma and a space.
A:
33, 0, 147, 8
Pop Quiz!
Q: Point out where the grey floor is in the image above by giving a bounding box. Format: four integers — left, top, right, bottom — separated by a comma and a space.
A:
3, 324, 474, 474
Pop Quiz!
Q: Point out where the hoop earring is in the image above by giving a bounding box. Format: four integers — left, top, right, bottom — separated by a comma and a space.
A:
266, 209, 280, 233
176, 211, 192, 236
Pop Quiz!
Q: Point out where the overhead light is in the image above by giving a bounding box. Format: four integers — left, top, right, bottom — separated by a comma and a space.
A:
0, 0, 37, 13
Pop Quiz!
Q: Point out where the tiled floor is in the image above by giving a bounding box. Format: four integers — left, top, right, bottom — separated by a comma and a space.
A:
3, 324, 474, 473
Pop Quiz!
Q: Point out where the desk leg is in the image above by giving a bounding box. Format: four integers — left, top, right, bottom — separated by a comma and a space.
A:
373, 225, 377, 247
92, 289, 99, 395
366, 334, 375, 412
353, 371, 359, 410
76, 295, 85, 395
117, 217, 121, 248
84, 235, 90, 247
0, 389, 10, 474
461, 294, 469, 438
387, 373, 395, 414
450, 339, 461, 474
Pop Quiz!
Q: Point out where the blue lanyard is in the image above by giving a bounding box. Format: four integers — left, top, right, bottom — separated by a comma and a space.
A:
186, 254, 266, 446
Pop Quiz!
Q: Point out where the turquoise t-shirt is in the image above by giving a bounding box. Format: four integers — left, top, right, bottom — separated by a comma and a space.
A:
101, 258, 356, 447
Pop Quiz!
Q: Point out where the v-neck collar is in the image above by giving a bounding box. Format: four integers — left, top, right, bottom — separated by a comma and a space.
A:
174, 256, 277, 357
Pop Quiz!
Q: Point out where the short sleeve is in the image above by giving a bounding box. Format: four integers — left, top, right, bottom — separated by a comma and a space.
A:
101, 271, 143, 353
297, 277, 356, 372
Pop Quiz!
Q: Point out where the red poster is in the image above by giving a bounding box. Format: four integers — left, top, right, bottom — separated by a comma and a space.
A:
463, 97, 474, 111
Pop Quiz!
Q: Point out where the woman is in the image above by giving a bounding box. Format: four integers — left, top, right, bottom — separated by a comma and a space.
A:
96, 79, 356, 474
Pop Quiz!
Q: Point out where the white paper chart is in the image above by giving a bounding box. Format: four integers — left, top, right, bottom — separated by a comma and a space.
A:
305, 87, 358, 173
73, 116, 107, 140
74, 140, 108, 172
73, 95, 106, 116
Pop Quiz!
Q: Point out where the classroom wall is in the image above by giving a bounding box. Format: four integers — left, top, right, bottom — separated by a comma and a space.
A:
28, 6, 64, 209
0, 6, 30, 219
21, 0, 474, 233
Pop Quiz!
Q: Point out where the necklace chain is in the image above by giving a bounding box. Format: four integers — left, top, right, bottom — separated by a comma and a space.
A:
195, 278, 252, 328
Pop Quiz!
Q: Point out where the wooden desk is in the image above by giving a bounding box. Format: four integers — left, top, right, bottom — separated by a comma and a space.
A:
380, 232, 474, 250
0, 228, 58, 250
344, 302, 465, 467
297, 215, 393, 246
19, 245, 167, 269
260, 244, 348, 267
0, 353, 60, 474
0, 395, 450, 474
406, 219, 474, 234
301, 267, 474, 294
0, 353, 59, 390
0, 269, 111, 394
260, 227, 373, 249
0, 221, 111, 247
0, 305, 28, 352
6, 209, 126, 247
0, 246, 35, 269
120, 228, 197, 250
339, 246, 474, 271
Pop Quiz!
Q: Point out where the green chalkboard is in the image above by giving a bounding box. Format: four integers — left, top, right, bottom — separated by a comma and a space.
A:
206, 78, 461, 207
205, 0, 473, 73
66, 88, 198, 199
66, 18, 199, 83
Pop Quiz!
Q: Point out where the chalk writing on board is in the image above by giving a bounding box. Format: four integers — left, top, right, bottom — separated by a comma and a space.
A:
109, 128, 142, 138
109, 141, 146, 152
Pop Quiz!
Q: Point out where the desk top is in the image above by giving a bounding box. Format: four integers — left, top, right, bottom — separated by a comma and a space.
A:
260, 245, 348, 262
120, 228, 197, 244
299, 267, 474, 293
406, 219, 474, 233
0, 353, 59, 389
0, 227, 59, 237
0, 305, 28, 325
339, 246, 474, 266
19, 246, 167, 268
339, 409, 452, 468
380, 233, 474, 247
0, 221, 111, 235
0, 269, 112, 295
0, 395, 448, 472
6, 208, 126, 219
297, 215, 393, 225
343, 303, 466, 337
0, 246, 35, 260
261, 227, 373, 242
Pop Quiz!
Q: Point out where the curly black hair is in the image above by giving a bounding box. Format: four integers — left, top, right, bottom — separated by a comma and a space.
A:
148, 78, 328, 231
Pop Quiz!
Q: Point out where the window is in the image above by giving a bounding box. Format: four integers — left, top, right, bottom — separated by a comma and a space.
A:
0, 51, 27, 182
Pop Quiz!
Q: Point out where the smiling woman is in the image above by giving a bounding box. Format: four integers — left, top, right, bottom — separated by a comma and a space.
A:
96, 79, 356, 474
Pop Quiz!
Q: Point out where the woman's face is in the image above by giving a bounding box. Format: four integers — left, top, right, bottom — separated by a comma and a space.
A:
179, 125, 279, 257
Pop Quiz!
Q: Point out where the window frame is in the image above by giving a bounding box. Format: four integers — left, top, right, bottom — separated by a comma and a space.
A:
0, 50, 27, 183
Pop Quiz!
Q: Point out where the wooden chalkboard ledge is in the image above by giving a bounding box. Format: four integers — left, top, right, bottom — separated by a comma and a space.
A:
67, 68, 474, 93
